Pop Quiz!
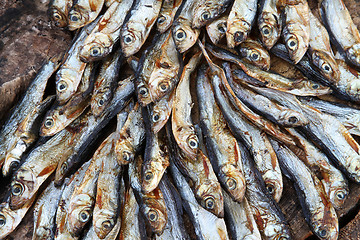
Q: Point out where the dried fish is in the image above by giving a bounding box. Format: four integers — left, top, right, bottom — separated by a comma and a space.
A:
157, 0, 183, 33
79, 1, 133, 62
206, 14, 227, 45
120, 0, 162, 57
149, 91, 174, 133
237, 39, 271, 71
226, 0, 257, 48
192, 0, 232, 28
68, 0, 105, 31
258, 0, 282, 49
49, 0, 73, 27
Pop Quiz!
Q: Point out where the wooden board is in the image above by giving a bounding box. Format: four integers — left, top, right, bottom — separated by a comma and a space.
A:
1, 0, 360, 239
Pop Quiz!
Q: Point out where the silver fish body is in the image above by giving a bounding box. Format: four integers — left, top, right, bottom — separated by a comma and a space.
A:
270, 139, 339, 240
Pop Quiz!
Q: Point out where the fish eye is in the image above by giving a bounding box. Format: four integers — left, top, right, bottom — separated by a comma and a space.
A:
152, 113, 160, 122
44, 118, 54, 128
335, 190, 346, 200
261, 26, 272, 37
226, 178, 237, 190
147, 210, 158, 222
312, 84, 319, 89
98, 98, 105, 106
122, 151, 132, 162
217, 23, 226, 33
102, 220, 112, 229
175, 29, 186, 41
204, 197, 215, 210
234, 31, 244, 43
287, 37, 298, 51
70, 13, 80, 22
9, 161, 20, 171
318, 228, 328, 238
0, 215, 6, 227
321, 62, 332, 73
57, 81, 68, 92
52, 12, 62, 21
90, 46, 102, 57
157, 15, 166, 24
158, 82, 169, 92
144, 171, 153, 181
138, 87, 148, 97
187, 136, 198, 149
266, 183, 274, 194
11, 183, 24, 196
201, 11, 210, 21
123, 35, 134, 44
288, 116, 298, 124
250, 51, 260, 61
79, 210, 90, 223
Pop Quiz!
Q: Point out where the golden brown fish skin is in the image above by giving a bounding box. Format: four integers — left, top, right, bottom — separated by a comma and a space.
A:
172, 0, 200, 53
79, 1, 133, 62
206, 14, 227, 45
115, 103, 145, 165
257, 0, 282, 49
41, 63, 94, 137
172, 51, 202, 160
226, 0, 257, 48
191, 0, 233, 29
9, 111, 93, 210
150, 91, 174, 133
0, 196, 36, 239
49, 0, 73, 27
206, 44, 331, 96
129, 156, 168, 235
56, 20, 98, 105
147, 31, 182, 104
68, 0, 105, 31
3, 95, 55, 176
120, 0, 163, 57
308, 11, 340, 84
157, 0, 183, 33
197, 68, 246, 202
280, 0, 310, 64
142, 108, 170, 193
237, 39, 271, 71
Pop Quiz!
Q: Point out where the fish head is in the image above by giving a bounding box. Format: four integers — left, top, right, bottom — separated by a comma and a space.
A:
68, 6, 89, 31
324, 180, 348, 209
262, 171, 283, 203
93, 209, 116, 239
34, 227, 53, 240
311, 208, 339, 240
258, 12, 281, 49
156, 14, 172, 33
56, 69, 77, 105
0, 203, 18, 239
173, 125, 199, 160
10, 168, 36, 209
311, 50, 340, 83
115, 140, 135, 165
136, 80, 153, 106
40, 109, 67, 137
206, 18, 227, 45
49, 7, 68, 28
121, 22, 145, 57
346, 44, 360, 69
142, 189, 167, 234
91, 88, 112, 117
218, 164, 246, 202
142, 157, 169, 193
80, 33, 113, 62
2, 140, 27, 176
172, 20, 200, 53
283, 23, 309, 64
263, 223, 292, 240
192, 5, 220, 29
238, 41, 271, 71
226, 19, 251, 48
149, 73, 176, 102
68, 194, 94, 236
151, 98, 171, 133
278, 109, 308, 127
294, 80, 331, 95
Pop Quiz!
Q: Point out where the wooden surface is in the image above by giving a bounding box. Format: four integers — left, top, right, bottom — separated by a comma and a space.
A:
1, 0, 360, 239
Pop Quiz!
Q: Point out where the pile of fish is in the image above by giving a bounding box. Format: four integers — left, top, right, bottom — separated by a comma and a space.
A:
2, 0, 360, 239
